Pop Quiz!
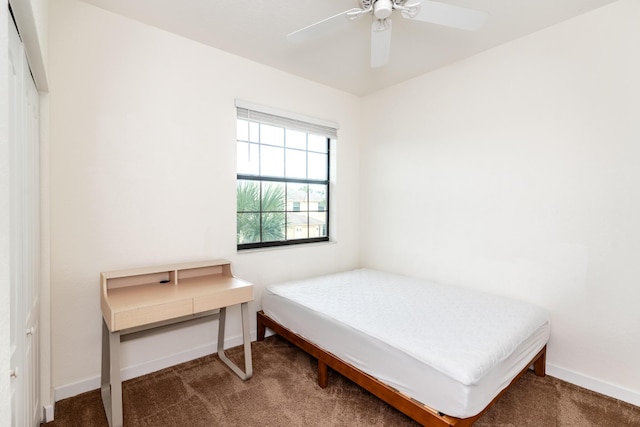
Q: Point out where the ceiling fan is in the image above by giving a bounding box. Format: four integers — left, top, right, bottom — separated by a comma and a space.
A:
288, 0, 488, 68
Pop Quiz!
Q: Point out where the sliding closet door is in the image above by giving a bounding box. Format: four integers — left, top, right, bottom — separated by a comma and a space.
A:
8, 14, 41, 427
22, 49, 41, 427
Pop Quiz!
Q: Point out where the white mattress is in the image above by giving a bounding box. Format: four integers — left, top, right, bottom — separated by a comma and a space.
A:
261, 269, 550, 418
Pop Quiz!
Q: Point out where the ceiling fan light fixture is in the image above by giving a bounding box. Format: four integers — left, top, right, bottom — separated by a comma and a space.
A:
373, 0, 393, 19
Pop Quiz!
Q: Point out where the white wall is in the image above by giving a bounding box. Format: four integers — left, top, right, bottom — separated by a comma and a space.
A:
48, 0, 361, 396
361, 0, 640, 405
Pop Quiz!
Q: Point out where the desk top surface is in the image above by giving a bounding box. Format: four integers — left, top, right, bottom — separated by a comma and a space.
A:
101, 260, 253, 331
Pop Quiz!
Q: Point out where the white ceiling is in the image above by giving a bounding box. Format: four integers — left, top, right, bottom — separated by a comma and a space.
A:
80, 0, 618, 96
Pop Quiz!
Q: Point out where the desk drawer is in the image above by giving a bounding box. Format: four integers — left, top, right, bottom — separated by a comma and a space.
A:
194, 286, 253, 313
113, 299, 192, 331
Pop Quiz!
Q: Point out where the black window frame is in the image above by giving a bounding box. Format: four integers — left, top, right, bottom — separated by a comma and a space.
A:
236, 104, 334, 250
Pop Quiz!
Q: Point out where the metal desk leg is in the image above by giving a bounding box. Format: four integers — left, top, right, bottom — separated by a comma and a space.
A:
217, 303, 253, 380
101, 319, 123, 427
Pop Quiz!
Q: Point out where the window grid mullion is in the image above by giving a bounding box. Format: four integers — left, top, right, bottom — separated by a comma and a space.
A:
259, 181, 263, 243
237, 116, 331, 249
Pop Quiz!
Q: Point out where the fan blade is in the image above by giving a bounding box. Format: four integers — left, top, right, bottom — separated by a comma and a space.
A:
407, 0, 487, 31
371, 19, 392, 68
288, 8, 364, 44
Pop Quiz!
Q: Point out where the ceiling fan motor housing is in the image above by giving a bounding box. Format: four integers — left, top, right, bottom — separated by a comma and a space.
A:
373, 0, 393, 19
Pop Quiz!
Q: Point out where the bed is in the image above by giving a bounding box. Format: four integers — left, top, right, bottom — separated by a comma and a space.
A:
257, 269, 550, 426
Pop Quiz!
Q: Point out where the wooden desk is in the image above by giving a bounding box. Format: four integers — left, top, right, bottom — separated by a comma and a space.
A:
100, 260, 253, 427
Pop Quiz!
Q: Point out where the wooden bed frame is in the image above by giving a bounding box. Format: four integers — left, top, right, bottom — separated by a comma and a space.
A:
257, 310, 546, 427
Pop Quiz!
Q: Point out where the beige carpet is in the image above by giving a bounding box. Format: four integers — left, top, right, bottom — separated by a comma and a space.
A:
44, 336, 640, 426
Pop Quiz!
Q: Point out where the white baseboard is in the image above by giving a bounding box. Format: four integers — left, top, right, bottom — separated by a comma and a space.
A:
547, 363, 640, 407
54, 332, 251, 403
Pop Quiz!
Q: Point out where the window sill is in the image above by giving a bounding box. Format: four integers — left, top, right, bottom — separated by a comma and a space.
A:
236, 239, 337, 254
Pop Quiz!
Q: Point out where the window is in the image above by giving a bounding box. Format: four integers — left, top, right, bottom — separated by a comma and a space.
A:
236, 101, 337, 250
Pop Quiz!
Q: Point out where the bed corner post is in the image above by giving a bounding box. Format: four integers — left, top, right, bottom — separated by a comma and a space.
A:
257, 311, 266, 341
533, 345, 547, 377
317, 360, 329, 388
